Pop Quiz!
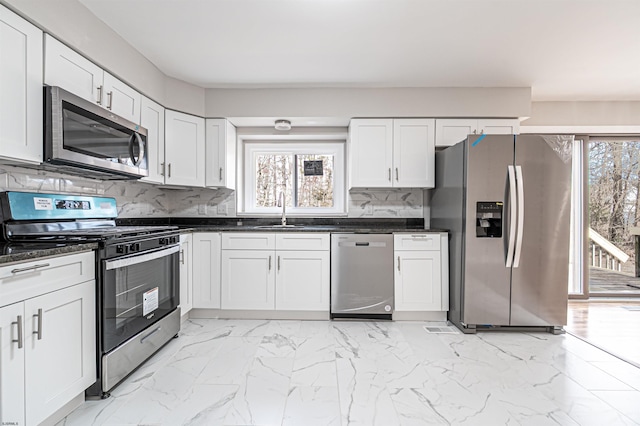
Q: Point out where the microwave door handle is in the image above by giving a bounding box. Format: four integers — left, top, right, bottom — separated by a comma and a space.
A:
128, 133, 145, 166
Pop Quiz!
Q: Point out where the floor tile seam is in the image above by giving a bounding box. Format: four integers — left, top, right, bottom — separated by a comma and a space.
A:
565, 330, 640, 368
584, 389, 640, 424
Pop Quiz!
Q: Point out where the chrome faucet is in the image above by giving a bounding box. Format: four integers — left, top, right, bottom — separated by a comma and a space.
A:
277, 190, 287, 226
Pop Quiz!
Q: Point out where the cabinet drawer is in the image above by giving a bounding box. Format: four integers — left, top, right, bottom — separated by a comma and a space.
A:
222, 233, 275, 250
394, 233, 441, 251
275, 233, 329, 251
0, 251, 95, 307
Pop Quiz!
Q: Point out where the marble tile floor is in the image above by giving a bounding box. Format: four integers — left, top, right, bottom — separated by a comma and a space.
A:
58, 319, 640, 426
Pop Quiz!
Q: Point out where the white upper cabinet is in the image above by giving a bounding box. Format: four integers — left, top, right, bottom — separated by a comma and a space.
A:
435, 118, 520, 147
205, 119, 237, 189
349, 118, 435, 188
44, 35, 141, 123
140, 96, 166, 184
0, 5, 43, 164
102, 72, 141, 124
165, 110, 205, 187
393, 119, 435, 188
350, 119, 394, 188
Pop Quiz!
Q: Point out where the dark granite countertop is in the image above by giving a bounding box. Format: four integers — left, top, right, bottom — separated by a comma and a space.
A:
117, 217, 447, 234
0, 242, 98, 265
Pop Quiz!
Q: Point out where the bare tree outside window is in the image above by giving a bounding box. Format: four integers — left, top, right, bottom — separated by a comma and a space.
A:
589, 139, 640, 277
255, 154, 292, 207
297, 154, 334, 208
255, 153, 335, 209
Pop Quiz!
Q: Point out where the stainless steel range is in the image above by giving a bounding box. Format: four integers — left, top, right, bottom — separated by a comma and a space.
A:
0, 191, 181, 398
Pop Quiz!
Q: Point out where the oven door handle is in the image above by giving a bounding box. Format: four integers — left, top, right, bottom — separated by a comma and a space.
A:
105, 245, 179, 270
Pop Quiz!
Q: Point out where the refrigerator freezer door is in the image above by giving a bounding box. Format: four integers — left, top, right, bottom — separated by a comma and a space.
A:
463, 135, 515, 326
510, 135, 571, 326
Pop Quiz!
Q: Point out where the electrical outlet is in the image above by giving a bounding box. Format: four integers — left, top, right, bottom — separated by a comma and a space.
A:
198, 204, 207, 215
364, 204, 374, 215
217, 204, 227, 215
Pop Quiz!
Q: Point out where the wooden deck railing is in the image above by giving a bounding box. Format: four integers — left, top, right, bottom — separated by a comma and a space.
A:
589, 228, 630, 272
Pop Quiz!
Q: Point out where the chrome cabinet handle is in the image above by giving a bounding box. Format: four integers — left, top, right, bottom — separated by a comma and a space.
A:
107, 91, 113, 110
277, 256, 280, 271
161, 162, 165, 176
12, 315, 23, 349
168, 163, 172, 178
268, 255, 272, 271
180, 249, 185, 264
96, 85, 103, 105
388, 168, 391, 181
395, 168, 399, 181
219, 167, 223, 181
11, 263, 50, 274
33, 308, 43, 340
397, 256, 401, 271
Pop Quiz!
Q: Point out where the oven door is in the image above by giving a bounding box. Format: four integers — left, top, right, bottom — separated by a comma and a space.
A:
102, 245, 179, 352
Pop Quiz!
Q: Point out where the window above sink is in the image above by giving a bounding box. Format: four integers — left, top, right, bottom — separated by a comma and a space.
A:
240, 140, 346, 216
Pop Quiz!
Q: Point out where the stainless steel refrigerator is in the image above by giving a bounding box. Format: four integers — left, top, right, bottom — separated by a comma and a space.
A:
431, 134, 573, 333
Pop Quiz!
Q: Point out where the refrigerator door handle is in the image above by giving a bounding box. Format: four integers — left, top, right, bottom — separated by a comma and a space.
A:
513, 165, 525, 268
506, 165, 517, 267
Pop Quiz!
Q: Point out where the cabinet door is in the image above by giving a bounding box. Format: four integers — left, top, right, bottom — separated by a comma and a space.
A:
140, 96, 166, 184
393, 119, 435, 188
0, 302, 25, 426
205, 119, 237, 189
0, 5, 43, 164
477, 119, 520, 135
165, 110, 205, 187
193, 233, 222, 309
24, 281, 96, 426
44, 34, 103, 104
435, 119, 477, 148
179, 234, 194, 313
349, 119, 393, 188
221, 250, 275, 310
395, 251, 442, 311
103, 72, 141, 124
275, 250, 329, 311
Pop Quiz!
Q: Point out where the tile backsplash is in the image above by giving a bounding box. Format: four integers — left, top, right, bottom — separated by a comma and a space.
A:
0, 165, 425, 219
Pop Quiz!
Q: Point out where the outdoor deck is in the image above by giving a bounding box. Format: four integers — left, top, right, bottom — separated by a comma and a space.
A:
589, 266, 640, 294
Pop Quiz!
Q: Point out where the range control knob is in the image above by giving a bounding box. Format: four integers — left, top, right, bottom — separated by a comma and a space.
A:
129, 243, 141, 252
116, 244, 127, 254
159, 237, 167, 245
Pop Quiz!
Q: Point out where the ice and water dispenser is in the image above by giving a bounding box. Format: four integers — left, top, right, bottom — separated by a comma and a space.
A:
476, 202, 503, 238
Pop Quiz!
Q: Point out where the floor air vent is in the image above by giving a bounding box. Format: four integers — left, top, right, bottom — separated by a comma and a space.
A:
424, 326, 459, 334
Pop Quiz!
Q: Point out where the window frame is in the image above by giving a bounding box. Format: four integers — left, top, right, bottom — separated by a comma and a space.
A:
239, 138, 346, 216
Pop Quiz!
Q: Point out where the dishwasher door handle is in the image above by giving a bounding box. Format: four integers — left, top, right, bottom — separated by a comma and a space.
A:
339, 241, 388, 248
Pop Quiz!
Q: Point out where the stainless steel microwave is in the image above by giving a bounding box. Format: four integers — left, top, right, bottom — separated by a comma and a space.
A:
44, 86, 148, 179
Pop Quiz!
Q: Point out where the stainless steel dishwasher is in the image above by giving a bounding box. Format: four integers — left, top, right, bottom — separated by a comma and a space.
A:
331, 233, 394, 319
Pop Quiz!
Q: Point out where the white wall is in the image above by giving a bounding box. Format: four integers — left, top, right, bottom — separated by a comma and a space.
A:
205, 87, 531, 120
522, 101, 640, 133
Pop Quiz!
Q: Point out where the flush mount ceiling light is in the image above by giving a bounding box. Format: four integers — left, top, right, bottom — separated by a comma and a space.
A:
274, 119, 291, 131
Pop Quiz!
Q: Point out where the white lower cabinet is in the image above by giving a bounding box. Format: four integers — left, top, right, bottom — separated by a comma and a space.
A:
0, 252, 96, 426
394, 233, 448, 312
276, 250, 330, 311
179, 234, 193, 314
221, 249, 275, 310
220, 233, 330, 311
193, 233, 222, 309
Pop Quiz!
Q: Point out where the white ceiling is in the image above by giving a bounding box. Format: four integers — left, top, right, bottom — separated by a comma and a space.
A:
79, 0, 640, 101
